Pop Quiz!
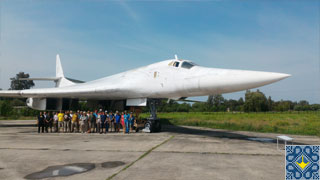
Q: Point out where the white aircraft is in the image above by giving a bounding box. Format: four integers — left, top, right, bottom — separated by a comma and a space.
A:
0, 54, 290, 132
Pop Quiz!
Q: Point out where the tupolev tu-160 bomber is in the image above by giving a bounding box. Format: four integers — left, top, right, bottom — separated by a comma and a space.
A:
1, 1, 319, 180
0, 54, 290, 132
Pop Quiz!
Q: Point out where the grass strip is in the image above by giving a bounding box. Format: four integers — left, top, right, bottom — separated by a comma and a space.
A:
106, 135, 174, 180
140, 112, 320, 136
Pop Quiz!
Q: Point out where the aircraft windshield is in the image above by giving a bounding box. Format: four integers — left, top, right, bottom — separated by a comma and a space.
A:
181, 61, 195, 69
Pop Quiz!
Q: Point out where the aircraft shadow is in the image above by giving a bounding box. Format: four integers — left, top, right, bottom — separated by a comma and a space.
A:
160, 120, 306, 145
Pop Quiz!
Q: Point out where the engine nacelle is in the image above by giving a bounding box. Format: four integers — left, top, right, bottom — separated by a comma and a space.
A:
26, 98, 76, 110
26, 98, 47, 110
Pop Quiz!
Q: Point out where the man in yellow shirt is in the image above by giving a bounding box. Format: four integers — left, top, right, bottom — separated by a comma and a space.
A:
71, 112, 78, 133
58, 111, 64, 133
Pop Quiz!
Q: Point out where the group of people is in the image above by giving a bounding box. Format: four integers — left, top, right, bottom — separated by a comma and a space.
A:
37, 110, 135, 134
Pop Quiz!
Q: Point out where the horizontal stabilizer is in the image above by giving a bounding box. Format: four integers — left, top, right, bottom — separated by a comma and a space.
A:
18, 77, 59, 81
18, 77, 84, 83
168, 97, 204, 103
65, 77, 85, 83
175, 99, 204, 103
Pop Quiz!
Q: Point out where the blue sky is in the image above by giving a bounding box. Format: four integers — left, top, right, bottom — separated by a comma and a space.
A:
0, 0, 319, 103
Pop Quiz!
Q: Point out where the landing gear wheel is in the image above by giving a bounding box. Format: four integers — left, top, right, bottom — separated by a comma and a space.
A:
153, 121, 161, 132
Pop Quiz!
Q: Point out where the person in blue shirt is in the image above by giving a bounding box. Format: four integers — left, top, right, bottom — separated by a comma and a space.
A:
129, 112, 135, 133
93, 110, 98, 119
124, 111, 130, 134
100, 111, 107, 134
115, 111, 121, 133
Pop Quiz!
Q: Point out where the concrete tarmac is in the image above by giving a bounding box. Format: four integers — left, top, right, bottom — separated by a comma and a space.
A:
0, 120, 319, 180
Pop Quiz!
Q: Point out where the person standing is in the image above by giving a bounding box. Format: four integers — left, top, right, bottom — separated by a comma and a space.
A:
85, 111, 90, 133
129, 112, 135, 133
80, 112, 88, 133
76, 110, 81, 133
47, 112, 53, 133
37, 112, 45, 133
93, 110, 98, 133
109, 111, 115, 132
100, 111, 107, 133
89, 111, 96, 133
88, 111, 96, 133
96, 111, 101, 134
71, 112, 78, 133
43, 112, 49, 133
124, 111, 130, 134
115, 111, 121, 132
69, 111, 73, 132
53, 112, 58, 132
121, 112, 125, 133
108, 112, 114, 133
58, 111, 64, 132
64, 111, 70, 133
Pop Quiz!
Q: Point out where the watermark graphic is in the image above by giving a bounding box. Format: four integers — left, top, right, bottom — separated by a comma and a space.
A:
286, 145, 319, 180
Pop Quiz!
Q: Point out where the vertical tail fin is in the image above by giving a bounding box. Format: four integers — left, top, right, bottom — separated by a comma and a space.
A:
56, 54, 64, 78
55, 54, 75, 87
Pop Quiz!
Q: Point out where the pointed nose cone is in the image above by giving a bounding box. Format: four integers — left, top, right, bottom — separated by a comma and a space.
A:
251, 71, 291, 84
198, 69, 291, 94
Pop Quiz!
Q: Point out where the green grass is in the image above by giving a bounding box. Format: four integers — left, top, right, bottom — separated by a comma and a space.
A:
140, 111, 320, 136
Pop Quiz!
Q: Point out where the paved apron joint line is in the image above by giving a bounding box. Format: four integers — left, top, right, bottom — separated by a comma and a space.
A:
106, 135, 175, 180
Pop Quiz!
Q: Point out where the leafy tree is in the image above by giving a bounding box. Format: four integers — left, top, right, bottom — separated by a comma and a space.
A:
310, 104, 320, 111
273, 100, 293, 111
0, 100, 13, 116
0, 88, 2, 100
294, 100, 311, 111
176, 103, 191, 112
191, 102, 207, 112
213, 95, 225, 107
226, 99, 238, 111
207, 94, 226, 111
9, 72, 35, 90
207, 95, 213, 107
244, 90, 268, 112
267, 96, 273, 111
10, 99, 25, 106
237, 97, 244, 111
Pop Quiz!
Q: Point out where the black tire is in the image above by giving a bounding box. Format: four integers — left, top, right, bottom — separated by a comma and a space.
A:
157, 122, 161, 132
153, 121, 161, 132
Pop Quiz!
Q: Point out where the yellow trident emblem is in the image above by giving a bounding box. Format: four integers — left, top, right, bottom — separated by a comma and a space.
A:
296, 155, 309, 170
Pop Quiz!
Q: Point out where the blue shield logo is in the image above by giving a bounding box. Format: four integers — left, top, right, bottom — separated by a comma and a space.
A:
286, 145, 319, 180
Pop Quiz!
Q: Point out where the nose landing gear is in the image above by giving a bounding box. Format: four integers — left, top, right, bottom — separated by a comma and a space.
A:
142, 99, 161, 133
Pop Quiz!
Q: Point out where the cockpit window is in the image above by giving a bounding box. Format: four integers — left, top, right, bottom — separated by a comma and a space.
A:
173, 61, 180, 67
181, 61, 195, 69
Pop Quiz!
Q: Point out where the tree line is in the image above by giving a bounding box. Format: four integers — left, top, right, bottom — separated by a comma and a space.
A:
155, 90, 320, 113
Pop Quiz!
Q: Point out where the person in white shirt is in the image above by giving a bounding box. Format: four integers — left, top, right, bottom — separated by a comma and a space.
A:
96, 112, 102, 133
53, 112, 59, 132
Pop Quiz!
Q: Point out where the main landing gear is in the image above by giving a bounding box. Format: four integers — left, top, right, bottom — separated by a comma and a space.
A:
142, 99, 161, 133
